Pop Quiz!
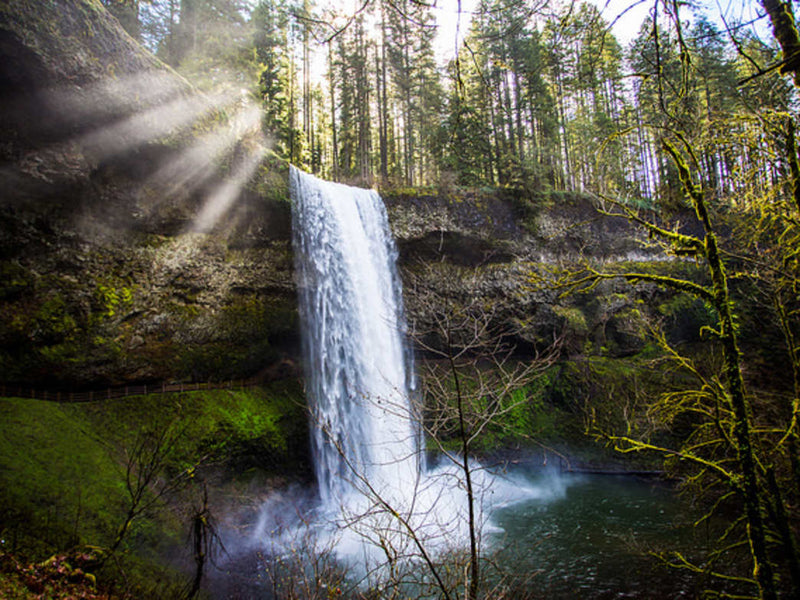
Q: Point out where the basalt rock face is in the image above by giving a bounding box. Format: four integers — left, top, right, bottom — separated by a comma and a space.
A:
385, 189, 659, 263
385, 191, 673, 360
0, 0, 688, 388
0, 0, 295, 387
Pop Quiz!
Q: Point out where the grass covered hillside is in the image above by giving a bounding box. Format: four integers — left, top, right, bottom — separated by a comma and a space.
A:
0, 383, 309, 598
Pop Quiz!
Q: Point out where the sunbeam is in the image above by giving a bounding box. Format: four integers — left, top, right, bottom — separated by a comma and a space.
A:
77, 89, 237, 160
190, 144, 266, 233
40, 69, 190, 129
146, 103, 263, 198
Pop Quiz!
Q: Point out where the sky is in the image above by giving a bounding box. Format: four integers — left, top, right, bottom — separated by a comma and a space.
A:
429, 0, 774, 63
429, 0, 649, 63
302, 0, 775, 85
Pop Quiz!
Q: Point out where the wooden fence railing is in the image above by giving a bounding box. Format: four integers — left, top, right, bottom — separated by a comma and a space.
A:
0, 379, 260, 403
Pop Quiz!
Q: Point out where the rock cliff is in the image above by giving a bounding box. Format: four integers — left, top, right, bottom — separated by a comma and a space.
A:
385, 189, 668, 359
0, 0, 684, 388
0, 0, 295, 386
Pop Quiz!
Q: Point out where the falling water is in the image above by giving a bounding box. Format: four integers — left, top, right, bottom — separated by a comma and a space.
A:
281, 167, 541, 580
290, 166, 419, 509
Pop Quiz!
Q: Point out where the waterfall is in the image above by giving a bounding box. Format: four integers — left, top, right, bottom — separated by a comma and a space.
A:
282, 167, 535, 581
290, 166, 419, 509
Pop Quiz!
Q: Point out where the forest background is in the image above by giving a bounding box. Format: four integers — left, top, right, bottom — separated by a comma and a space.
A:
102, 0, 789, 210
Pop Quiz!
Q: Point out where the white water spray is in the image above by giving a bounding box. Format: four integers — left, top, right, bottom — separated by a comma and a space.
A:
266, 167, 544, 579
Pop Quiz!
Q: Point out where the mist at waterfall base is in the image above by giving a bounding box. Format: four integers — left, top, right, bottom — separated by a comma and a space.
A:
246, 167, 563, 584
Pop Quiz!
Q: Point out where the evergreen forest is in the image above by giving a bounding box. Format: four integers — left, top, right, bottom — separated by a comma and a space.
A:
117, 0, 795, 202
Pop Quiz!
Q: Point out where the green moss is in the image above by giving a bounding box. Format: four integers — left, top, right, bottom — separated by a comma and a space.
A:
472, 377, 561, 452
0, 262, 33, 301
381, 186, 439, 198
0, 398, 125, 554
553, 305, 589, 336
0, 383, 309, 595
603, 259, 706, 280
420, 364, 564, 454
0, 265, 145, 382
68, 384, 308, 472
250, 151, 290, 203
93, 283, 133, 319
33, 293, 80, 341
176, 295, 297, 381
542, 354, 682, 468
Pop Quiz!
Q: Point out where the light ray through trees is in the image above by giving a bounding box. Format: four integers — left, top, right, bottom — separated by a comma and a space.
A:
190, 144, 267, 233
146, 103, 264, 198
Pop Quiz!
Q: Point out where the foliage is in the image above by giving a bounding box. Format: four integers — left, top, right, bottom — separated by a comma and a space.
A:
0, 550, 115, 600
0, 399, 127, 555
561, 129, 800, 598
411, 263, 560, 598
0, 384, 308, 597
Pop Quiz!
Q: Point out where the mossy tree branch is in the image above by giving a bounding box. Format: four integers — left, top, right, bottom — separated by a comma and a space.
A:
566, 133, 788, 598
760, 0, 800, 88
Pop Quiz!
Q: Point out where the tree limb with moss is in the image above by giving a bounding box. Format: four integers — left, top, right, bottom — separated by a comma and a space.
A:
561, 132, 800, 598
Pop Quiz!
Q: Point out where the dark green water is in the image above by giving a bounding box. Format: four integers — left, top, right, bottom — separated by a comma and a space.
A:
488, 471, 705, 599
211, 471, 710, 599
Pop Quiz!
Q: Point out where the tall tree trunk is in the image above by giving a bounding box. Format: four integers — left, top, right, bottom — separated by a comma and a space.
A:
487, 84, 501, 184
302, 0, 311, 166
403, 36, 414, 186
502, 68, 516, 165
356, 26, 371, 182
665, 140, 778, 600
513, 70, 525, 162
379, 4, 389, 181
328, 43, 339, 181
761, 0, 800, 88
554, 68, 571, 190
288, 27, 298, 165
